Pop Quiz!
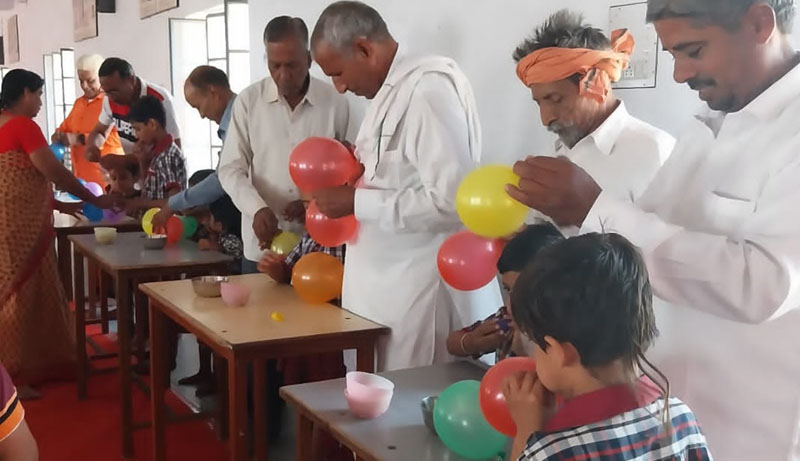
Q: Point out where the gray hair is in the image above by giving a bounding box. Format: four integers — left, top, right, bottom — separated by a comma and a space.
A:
646, 0, 796, 33
76, 54, 105, 74
513, 10, 611, 63
311, 1, 392, 51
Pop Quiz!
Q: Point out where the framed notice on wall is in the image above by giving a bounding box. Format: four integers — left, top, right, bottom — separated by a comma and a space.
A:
141, 0, 179, 19
6, 15, 19, 64
73, 0, 98, 42
609, 2, 659, 89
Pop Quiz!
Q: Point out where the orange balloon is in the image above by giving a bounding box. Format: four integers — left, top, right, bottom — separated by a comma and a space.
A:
291, 252, 344, 303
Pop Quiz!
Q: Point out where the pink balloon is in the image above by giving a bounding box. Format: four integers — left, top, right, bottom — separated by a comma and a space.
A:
306, 200, 358, 247
437, 231, 505, 291
289, 137, 358, 192
85, 182, 104, 197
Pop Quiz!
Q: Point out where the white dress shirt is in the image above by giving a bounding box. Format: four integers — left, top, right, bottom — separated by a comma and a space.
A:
218, 77, 350, 261
581, 61, 800, 460
344, 52, 502, 372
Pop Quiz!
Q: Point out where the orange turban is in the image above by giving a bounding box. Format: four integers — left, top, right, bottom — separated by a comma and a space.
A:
515, 29, 635, 103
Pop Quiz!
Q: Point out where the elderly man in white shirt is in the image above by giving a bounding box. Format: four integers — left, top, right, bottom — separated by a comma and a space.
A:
514, 10, 674, 215
219, 16, 350, 272
310, 1, 500, 372
508, 0, 800, 459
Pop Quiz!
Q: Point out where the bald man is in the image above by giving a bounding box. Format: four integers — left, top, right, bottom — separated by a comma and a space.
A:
311, 1, 500, 371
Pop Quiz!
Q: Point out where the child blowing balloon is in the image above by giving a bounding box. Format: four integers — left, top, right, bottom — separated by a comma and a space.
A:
504, 233, 711, 460
446, 224, 563, 361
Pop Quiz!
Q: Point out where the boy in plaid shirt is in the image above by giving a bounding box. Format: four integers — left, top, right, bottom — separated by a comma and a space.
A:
104, 95, 186, 213
505, 233, 711, 460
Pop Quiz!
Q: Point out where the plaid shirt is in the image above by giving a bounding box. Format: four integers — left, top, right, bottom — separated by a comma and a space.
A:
141, 135, 187, 200
283, 233, 345, 270
520, 377, 712, 460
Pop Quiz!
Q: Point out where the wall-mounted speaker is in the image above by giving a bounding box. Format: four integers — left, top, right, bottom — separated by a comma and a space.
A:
97, 0, 115, 13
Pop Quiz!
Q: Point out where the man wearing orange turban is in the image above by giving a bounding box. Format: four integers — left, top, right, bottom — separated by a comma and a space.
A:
513, 10, 674, 217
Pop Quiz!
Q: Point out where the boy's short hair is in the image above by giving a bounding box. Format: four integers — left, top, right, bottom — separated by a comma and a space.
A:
188, 169, 215, 187
209, 194, 242, 239
129, 95, 167, 128
511, 233, 657, 369
497, 223, 564, 273
111, 154, 140, 177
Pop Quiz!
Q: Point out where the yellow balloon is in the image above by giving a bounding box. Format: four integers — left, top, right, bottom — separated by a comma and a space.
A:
270, 231, 301, 255
142, 207, 161, 236
456, 165, 529, 238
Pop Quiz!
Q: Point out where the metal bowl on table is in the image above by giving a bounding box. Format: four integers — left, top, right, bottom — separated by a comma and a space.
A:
421, 395, 438, 434
143, 234, 167, 250
191, 276, 229, 298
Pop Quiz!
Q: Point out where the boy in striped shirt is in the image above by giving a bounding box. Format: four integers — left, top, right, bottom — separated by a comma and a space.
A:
505, 233, 711, 460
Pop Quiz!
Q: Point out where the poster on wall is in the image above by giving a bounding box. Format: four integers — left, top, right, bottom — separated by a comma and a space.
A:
6, 15, 19, 64
140, 0, 158, 19
73, 0, 98, 42
157, 0, 179, 14
609, 2, 658, 89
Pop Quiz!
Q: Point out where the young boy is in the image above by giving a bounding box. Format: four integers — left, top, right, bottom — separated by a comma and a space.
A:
105, 154, 140, 199
446, 224, 563, 361
102, 95, 186, 212
504, 233, 711, 460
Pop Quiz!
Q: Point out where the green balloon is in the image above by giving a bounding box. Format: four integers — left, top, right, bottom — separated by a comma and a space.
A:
433, 380, 508, 459
179, 216, 199, 239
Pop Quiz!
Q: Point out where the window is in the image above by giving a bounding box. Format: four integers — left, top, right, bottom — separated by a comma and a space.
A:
169, 1, 250, 175
43, 48, 76, 168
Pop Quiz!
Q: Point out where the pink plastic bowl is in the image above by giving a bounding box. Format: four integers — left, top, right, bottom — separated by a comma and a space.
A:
220, 282, 251, 307
345, 389, 392, 419
346, 371, 394, 401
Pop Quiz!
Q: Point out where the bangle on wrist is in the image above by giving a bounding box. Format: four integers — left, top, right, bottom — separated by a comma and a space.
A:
460, 332, 470, 355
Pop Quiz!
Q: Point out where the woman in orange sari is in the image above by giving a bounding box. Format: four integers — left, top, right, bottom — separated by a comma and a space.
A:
0, 70, 118, 399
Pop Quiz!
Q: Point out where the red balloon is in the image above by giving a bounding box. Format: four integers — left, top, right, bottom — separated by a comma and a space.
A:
437, 231, 505, 291
306, 201, 358, 247
480, 357, 537, 436
289, 137, 358, 192
166, 216, 183, 244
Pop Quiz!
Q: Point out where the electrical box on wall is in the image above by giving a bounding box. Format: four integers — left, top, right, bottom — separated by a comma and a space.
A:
97, 0, 115, 13
609, 2, 658, 89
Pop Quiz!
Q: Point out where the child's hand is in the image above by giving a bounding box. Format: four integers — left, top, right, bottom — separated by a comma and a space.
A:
503, 371, 555, 437
197, 238, 220, 251
258, 252, 289, 283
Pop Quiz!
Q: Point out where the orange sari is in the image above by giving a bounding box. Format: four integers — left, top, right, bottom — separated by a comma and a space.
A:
0, 117, 75, 386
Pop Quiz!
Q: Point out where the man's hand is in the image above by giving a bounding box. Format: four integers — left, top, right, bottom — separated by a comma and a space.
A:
313, 185, 356, 219
257, 252, 289, 283
54, 200, 84, 219
253, 207, 279, 250
152, 206, 174, 231
506, 156, 601, 228
283, 200, 307, 223
92, 194, 126, 211
51, 132, 69, 145
85, 143, 102, 162
503, 370, 555, 437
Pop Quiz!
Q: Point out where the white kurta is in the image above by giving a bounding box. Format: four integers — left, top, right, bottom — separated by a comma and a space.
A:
344, 52, 502, 372
581, 62, 800, 460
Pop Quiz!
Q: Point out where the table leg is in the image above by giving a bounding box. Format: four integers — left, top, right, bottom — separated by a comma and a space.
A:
73, 250, 87, 400
99, 270, 110, 334
116, 274, 135, 458
133, 283, 148, 366
215, 355, 229, 440
295, 411, 314, 461
87, 260, 98, 323
57, 234, 73, 300
253, 359, 268, 461
150, 303, 168, 461
227, 357, 247, 461
356, 342, 376, 373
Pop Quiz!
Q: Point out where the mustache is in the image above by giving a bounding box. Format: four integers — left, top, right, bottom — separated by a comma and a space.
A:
688, 78, 716, 91
547, 121, 575, 134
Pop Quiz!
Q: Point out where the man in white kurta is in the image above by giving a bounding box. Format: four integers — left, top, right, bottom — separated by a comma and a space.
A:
513, 11, 674, 228
311, 1, 500, 371
508, 1, 800, 459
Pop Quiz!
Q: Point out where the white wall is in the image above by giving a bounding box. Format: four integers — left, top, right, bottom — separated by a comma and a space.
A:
2, 0, 221, 129
249, 0, 800, 165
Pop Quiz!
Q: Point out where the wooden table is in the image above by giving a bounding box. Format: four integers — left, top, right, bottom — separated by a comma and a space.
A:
281, 361, 490, 461
140, 274, 390, 461
55, 214, 141, 300
70, 232, 233, 458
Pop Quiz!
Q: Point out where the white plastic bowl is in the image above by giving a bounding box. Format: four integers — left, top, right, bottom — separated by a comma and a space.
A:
345, 389, 392, 419
94, 227, 117, 245
346, 371, 395, 401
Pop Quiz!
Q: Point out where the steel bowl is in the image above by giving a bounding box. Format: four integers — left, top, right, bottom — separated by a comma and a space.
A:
143, 235, 167, 250
421, 395, 438, 434
191, 276, 229, 298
